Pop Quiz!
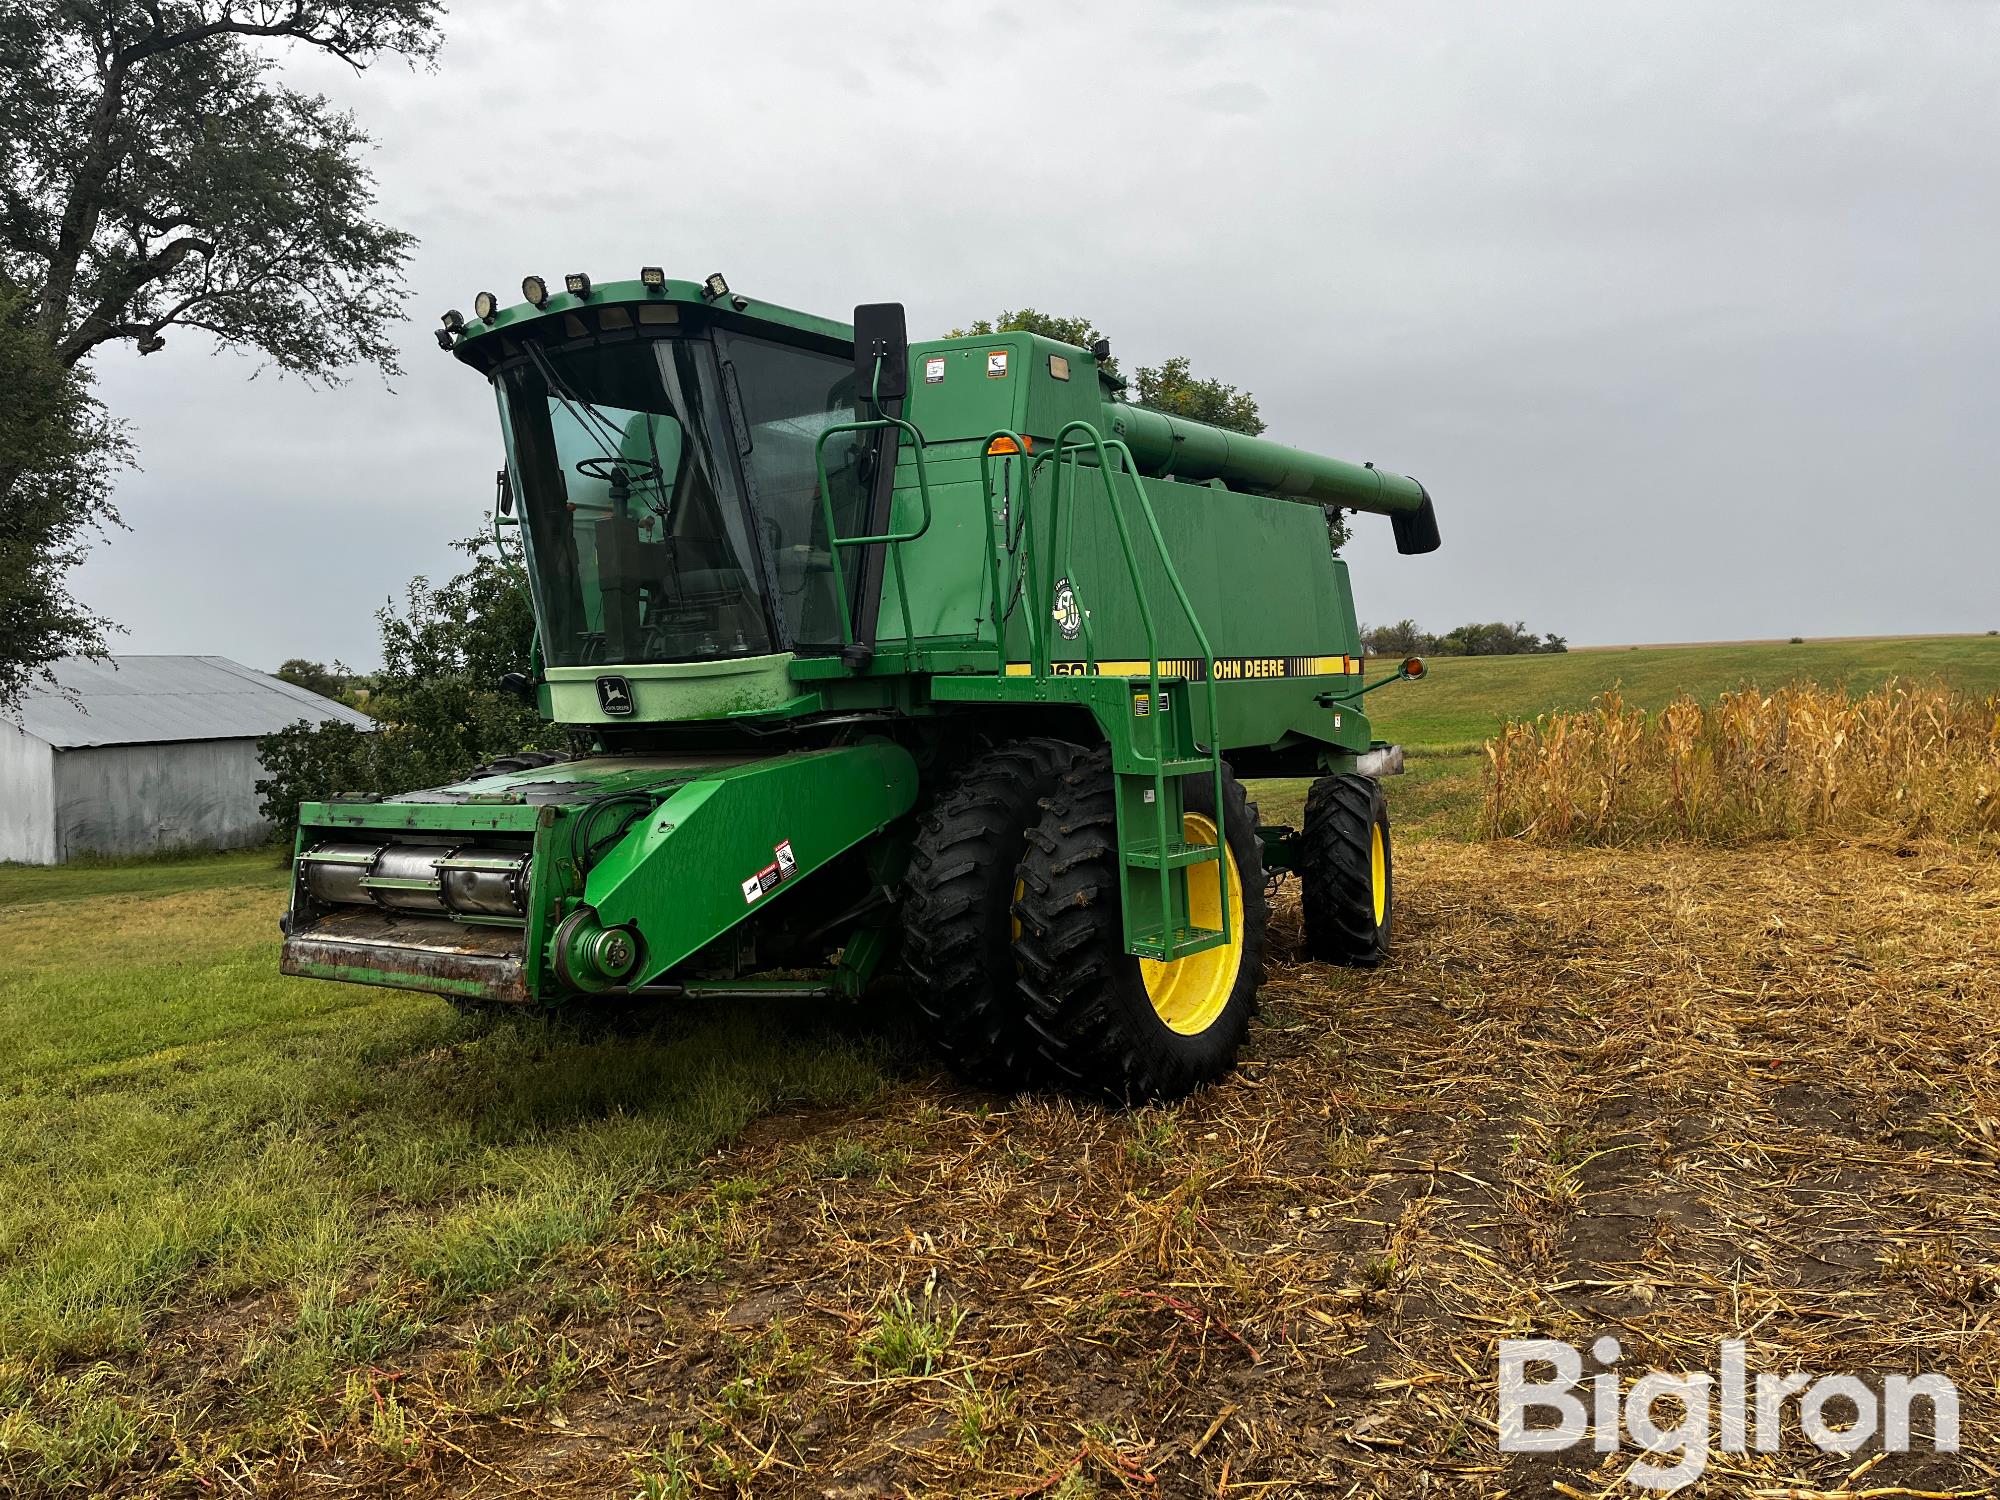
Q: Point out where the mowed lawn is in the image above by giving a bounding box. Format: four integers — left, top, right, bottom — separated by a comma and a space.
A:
2, 634, 1995, 1495
0, 856, 911, 1493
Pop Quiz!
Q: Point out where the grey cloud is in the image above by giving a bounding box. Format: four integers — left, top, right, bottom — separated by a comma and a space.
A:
72, 0, 2000, 666
1187, 81, 1270, 115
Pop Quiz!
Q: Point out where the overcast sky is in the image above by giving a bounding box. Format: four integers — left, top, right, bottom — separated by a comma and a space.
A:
76, 0, 1999, 669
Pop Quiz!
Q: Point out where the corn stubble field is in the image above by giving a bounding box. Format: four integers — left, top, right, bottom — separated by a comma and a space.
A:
3, 640, 1998, 1498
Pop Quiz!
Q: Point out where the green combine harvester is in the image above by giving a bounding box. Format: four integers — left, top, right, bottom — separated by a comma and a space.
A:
280, 270, 1439, 1099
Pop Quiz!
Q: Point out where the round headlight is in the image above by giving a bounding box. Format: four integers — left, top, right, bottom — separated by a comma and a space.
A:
472, 290, 498, 321
521, 275, 549, 309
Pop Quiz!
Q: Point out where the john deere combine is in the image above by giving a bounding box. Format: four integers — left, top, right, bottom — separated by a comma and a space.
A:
279, 270, 1439, 1099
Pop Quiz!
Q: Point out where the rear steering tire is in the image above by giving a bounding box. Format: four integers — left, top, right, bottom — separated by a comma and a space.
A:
1013, 752, 1268, 1102
901, 738, 1083, 1088
1300, 773, 1393, 966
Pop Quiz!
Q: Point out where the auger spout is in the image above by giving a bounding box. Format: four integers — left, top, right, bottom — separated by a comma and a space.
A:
1101, 400, 1440, 554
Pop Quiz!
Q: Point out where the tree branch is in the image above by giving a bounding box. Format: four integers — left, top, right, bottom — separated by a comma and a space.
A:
113, 4, 438, 77
56, 234, 215, 364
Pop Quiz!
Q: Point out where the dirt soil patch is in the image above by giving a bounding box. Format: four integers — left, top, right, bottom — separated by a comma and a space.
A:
103, 842, 2000, 1494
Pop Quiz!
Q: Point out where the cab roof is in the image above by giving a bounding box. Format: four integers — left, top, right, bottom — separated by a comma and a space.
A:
448, 277, 855, 374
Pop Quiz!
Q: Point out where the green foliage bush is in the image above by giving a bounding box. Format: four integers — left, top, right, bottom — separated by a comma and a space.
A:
255, 529, 567, 836
253, 720, 382, 837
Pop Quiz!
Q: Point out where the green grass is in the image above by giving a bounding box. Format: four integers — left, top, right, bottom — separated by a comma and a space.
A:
0, 846, 283, 909
856, 1289, 966, 1377
0, 856, 910, 1495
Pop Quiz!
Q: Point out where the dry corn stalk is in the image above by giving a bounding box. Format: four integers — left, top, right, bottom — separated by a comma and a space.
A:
1482, 678, 2000, 845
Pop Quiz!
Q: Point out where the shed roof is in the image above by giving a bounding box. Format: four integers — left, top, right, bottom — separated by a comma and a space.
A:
9, 656, 377, 749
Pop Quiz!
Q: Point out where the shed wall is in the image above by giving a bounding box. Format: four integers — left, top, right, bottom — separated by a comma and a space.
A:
0, 727, 57, 864
51, 738, 274, 859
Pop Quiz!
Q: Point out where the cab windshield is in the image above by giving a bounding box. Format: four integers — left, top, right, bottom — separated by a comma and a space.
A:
494, 326, 868, 667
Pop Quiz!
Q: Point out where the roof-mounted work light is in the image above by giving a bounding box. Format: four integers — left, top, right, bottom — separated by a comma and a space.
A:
521, 275, 550, 308
564, 272, 593, 299
472, 291, 498, 321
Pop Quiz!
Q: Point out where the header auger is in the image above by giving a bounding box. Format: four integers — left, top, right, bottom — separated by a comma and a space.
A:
280, 273, 1440, 1100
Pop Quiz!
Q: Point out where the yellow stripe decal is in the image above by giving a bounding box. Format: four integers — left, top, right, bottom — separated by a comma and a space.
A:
1001, 656, 1362, 681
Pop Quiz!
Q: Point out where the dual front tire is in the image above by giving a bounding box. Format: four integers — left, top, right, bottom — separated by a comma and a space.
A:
900, 738, 1080, 1088
902, 745, 1398, 1102
902, 744, 1268, 1102
1013, 753, 1268, 1102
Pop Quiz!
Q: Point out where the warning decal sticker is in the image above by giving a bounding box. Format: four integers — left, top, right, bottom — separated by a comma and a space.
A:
743, 838, 801, 904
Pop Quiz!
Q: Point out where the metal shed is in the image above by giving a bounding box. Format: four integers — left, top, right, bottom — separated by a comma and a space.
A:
0, 656, 376, 865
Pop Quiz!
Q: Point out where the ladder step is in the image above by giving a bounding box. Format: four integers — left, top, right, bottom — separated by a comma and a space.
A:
1124, 840, 1223, 871
1158, 757, 1214, 776
1129, 926, 1229, 962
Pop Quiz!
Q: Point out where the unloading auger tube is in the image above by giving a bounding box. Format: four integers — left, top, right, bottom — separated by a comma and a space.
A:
1102, 401, 1442, 555
278, 272, 1447, 1102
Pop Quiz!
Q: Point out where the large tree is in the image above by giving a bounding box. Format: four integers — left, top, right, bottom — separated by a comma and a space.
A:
0, 298, 129, 710
0, 0, 443, 710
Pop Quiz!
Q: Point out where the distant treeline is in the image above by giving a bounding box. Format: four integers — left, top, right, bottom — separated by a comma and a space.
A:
275, 659, 371, 706
1362, 620, 1568, 657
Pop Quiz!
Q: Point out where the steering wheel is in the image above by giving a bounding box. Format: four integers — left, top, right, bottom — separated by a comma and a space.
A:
575, 455, 663, 484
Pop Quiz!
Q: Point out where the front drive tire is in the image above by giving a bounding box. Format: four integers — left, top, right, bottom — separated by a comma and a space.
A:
1300, 773, 1393, 967
1012, 752, 1269, 1102
902, 738, 1083, 1088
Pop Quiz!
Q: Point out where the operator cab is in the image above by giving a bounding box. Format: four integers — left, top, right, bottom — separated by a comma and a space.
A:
485, 301, 874, 667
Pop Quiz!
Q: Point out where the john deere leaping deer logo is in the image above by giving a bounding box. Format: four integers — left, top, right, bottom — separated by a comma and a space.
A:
595, 675, 635, 716
1052, 578, 1082, 641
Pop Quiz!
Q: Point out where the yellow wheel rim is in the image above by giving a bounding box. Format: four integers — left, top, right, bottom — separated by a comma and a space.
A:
1139, 813, 1246, 1036
1370, 821, 1387, 926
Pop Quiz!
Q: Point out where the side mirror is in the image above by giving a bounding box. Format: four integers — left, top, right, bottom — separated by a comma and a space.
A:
495, 465, 514, 517
851, 302, 909, 406
498, 671, 535, 703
